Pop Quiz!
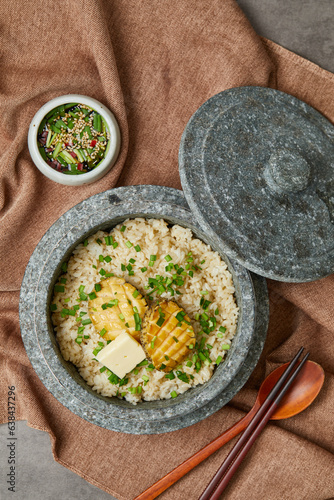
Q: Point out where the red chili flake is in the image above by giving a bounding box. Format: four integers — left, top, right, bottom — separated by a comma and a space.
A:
69, 151, 77, 158
90, 140, 97, 147
65, 142, 69, 147
77, 163, 83, 171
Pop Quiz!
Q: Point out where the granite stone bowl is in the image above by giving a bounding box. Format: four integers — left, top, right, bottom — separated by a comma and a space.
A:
19, 185, 269, 434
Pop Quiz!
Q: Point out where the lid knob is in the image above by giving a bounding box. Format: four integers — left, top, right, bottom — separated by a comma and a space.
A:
265, 150, 311, 194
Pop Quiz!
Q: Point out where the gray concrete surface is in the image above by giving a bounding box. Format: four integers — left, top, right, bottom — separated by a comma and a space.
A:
236, 0, 334, 73
1, 1, 333, 499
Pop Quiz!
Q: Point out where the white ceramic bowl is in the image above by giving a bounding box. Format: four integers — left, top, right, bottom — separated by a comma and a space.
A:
28, 94, 121, 186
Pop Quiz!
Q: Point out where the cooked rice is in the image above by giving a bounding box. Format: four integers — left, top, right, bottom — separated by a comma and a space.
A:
52, 218, 238, 404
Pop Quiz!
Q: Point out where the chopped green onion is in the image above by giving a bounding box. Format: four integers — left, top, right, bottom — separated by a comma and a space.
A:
109, 372, 121, 384
100, 366, 107, 373
61, 262, 68, 272
164, 255, 172, 262
96, 238, 102, 245
99, 254, 104, 262
170, 391, 178, 398
88, 292, 97, 300
188, 343, 194, 349
82, 318, 92, 326
132, 290, 139, 298
120, 225, 126, 232
95, 283, 102, 292
216, 355, 223, 365
219, 326, 227, 333
137, 359, 149, 367
172, 336, 179, 343
125, 241, 133, 248
99, 328, 107, 337
50, 304, 57, 311
175, 311, 186, 322
141, 267, 147, 273
83, 239, 88, 247
165, 372, 175, 380
104, 255, 112, 263
186, 361, 193, 367
165, 355, 169, 361
93, 344, 104, 356
79, 292, 88, 301
104, 235, 113, 246
119, 313, 125, 321
200, 291, 209, 295
54, 285, 65, 293
221, 344, 230, 350
156, 316, 165, 327
134, 245, 141, 252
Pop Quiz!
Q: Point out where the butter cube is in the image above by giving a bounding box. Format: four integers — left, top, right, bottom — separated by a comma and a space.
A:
96, 330, 146, 379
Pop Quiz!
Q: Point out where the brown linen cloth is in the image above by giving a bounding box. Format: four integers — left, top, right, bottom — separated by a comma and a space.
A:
1, 0, 334, 498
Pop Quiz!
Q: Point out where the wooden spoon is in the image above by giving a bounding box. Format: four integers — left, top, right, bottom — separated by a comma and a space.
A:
134, 360, 324, 500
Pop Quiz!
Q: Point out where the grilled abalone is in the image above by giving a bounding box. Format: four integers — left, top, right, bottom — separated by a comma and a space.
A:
88, 276, 148, 341
141, 300, 196, 371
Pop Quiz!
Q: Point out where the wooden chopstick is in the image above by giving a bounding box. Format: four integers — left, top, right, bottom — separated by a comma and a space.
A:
199, 348, 309, 500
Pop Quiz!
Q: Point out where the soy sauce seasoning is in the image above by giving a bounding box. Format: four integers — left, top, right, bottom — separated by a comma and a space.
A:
37, 103, 110, 175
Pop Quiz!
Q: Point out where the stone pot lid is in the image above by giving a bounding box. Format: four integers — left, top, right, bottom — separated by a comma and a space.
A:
179, 86, 334, 282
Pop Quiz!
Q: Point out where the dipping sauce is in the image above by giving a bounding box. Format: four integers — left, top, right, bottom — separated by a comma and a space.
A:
37, 103, 110, 175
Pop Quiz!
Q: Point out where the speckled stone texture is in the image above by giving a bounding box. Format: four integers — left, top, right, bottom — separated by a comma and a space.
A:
19, 185, 268, 434
179, 86, 334, 282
